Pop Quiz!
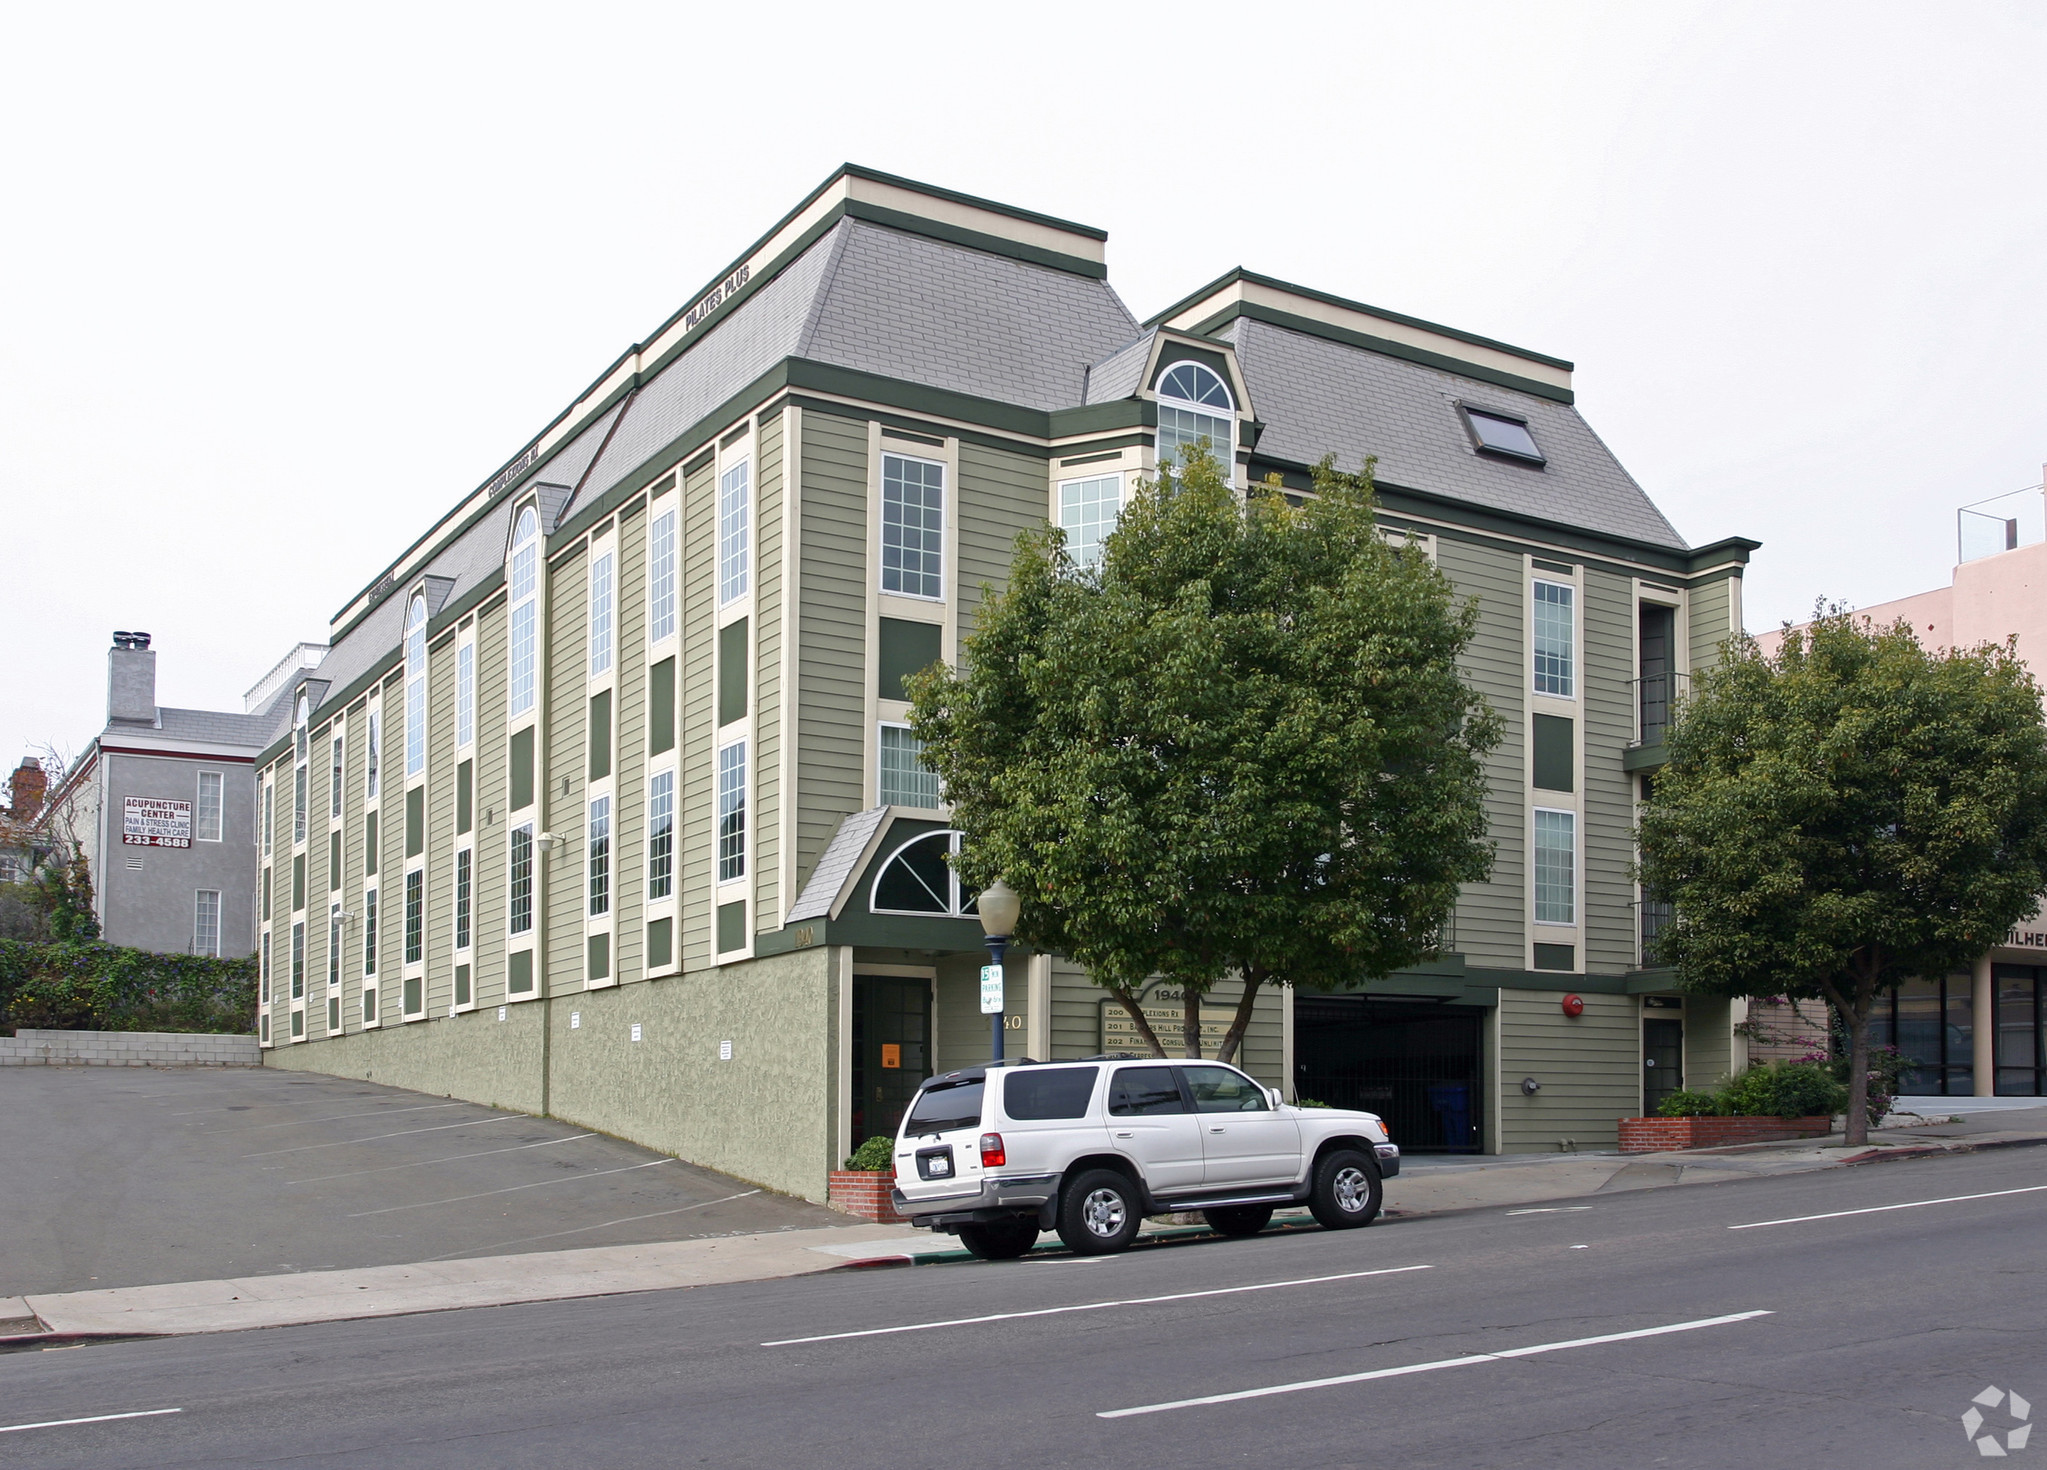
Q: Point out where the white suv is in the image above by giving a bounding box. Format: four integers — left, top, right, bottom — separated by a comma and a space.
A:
891, 1057, 1399, 1259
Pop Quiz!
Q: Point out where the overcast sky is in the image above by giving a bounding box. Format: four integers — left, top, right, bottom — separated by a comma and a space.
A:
4, 1, 2043, 768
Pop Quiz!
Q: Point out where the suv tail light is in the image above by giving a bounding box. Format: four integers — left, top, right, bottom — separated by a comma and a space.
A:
979, 1132, 1006, 1167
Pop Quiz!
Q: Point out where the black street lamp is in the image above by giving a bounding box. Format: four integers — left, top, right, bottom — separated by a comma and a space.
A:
976, 877, 1021, 1062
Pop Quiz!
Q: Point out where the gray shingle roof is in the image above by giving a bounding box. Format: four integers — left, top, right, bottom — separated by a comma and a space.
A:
786, 806, 891, 922
1220, 316, 1686, 550
141, 708, 275, 749
1085, 330, 1156, 405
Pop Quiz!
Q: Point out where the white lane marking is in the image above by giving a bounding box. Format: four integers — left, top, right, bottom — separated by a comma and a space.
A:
345, 1158, 675, 1216
1506, 1207, 1593, 1216
761, 1264, 1434, 1347
200, 1102, 469, 1132
422, 1188, 764, 1259
1098, 1310, 1774, 1418
0, 1408, 182, 1435
242, 1116, 524, 1157
286, 1133, 598, 1183
1729, 1183, 2047, 1230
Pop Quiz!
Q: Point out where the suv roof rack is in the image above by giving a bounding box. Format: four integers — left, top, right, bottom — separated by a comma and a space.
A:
1080, 1052, 1148, 1061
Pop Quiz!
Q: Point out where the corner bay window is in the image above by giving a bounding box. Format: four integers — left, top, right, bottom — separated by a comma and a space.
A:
1534, 809, 1576, 925
1533, 579, 1575, 697
1058, 473, 1122, 568
881, 454, 944, 599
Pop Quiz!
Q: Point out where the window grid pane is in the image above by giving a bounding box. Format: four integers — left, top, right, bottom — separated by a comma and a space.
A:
1534, 809, 1576, 925
719, 461, 751, 605
1157, 405, 1233, 476
454, 848, 472, 951
589, 552, 614, 676
648, 509, 678, 641
456, 644, 475, 747
1058, 475, 1123, 568
366, 712, 381, 799
647, 771, 674, 900
260, 932, 271, 1001
588, 796, 611, 917
293, 765, 308, 846
1533, 581, 1575, 697
404, 869, 423, 965
363, 888, 378, 974
405, 599, 427, 777
195, 770, 223, 843
716, 744, 746, 883
291, 921, 305, 999
194, 890, 220, 956
509, 827, 534, 935
329, 739, 343, 818
879, 725, 941, 808
509, 600, 537, 717
328, 905, 341, 986
881, 456, 944, 598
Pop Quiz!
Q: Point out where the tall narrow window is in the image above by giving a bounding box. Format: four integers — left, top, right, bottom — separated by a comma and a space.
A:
1156, 362, 1234, 477
589, 549, 615, 677
716, 742, 746, 883
454, 848, 472, 951
291, 921, 305, 1000
881, 455, 945, 598
195, 770, 224, 843
648, 507, 678, 642
366, 709, 381, 800
879, 724, 941, 808
262, 782, 272, 856
509, 507, 539, 717
588, 795, 611, 916
328, 904, 342, 986
1534, 809, 1577, 925
719, 459, 751, 605
260, 932, 271, 1002
647, 771, 674, 900
330, 737, 344, 818
404, 868, 424, 965
1533, 580, 1575, 698
1058, 474, 1123, 568
363, 887, 378, 974
194, 890, 221, 956
293, 765, 308, 847
404, 594, 428, 777
509, 825, 534, 935
456, 642, 475, 748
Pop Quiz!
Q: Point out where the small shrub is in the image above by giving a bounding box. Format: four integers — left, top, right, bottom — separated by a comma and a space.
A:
1718, 1061, 1849, 1119
843, 1135, 896, 1171
1655, 1088, 1724, 1118
1293, 1097, 1333, 1109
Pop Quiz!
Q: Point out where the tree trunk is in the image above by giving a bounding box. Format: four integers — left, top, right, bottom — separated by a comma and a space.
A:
1842, 971, 1874, 1148
1109, 986, 1167, 1058
1182, 986, 1202, 1059
1216, 967, 1266, 1066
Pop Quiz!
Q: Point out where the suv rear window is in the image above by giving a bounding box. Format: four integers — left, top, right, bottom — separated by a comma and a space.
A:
1003, 1066, 1099, 1120
1109, 1066, 1186, 1116
903, 1079, 984, 1136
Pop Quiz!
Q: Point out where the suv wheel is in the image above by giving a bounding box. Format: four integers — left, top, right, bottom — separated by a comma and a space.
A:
1057, 1169, 1143, 1254
1203, 1205, 1274, 1237
1309, 1148, 1383, 1229
957, 1221, 1039, 1261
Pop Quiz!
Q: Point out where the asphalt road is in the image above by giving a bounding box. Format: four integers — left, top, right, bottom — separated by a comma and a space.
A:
4, 1145, 2043, 1468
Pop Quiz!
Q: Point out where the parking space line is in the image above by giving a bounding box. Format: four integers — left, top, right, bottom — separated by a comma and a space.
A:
1728, 1183, 2047, 1230
1097, 1310, 1773, 1418
426, 1188, 764, 1258
242, 1115, 524, 1157
287, 1133, 599, 1184
761, 1264, 1434, 1347
344, 1158, 675, 1215
0, 1408, 182, 1435
200, 1102, 470, 1132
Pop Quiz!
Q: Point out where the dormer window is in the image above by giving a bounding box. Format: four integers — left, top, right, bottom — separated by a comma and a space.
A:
1156, 361, 1234, 478
1461, 405, 1545, 465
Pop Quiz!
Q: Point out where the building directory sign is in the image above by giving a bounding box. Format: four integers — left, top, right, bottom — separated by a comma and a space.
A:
123, 796, 192, 848
1100, 983, 1233, 1058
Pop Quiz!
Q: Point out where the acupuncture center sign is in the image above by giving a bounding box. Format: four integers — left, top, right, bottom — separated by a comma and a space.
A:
123, 796, 192, 849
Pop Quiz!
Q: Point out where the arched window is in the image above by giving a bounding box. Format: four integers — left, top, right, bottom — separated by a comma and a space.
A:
1156, 361, 1234, 479
404, 594, 428, 777
870, 830, 978, 917
508, 506, 539, 717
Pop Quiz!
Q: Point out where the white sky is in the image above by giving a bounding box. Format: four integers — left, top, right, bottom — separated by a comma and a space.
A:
4, 1, 2043, 768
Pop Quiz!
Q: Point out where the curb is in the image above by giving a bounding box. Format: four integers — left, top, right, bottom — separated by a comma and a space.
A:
1840, 1133, 2047, 1167
0, 1331, 165, 1355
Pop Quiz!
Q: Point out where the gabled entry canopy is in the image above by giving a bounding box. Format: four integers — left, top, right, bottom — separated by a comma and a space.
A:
761, 809, 993, 955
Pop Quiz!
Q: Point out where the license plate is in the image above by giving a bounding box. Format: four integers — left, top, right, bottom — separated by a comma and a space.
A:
928, 1157, 951, 1176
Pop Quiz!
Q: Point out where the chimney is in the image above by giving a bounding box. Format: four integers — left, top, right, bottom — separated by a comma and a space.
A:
8, 758, 45, 820
108, 631, 158, 725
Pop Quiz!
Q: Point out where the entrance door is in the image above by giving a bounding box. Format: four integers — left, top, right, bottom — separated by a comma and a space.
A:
1293, 998, 1485, 1153
851, 975, 931, 1148
1642, 1019, 1684, 1114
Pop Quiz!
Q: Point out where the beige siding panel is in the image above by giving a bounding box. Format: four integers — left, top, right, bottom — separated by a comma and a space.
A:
681, 456, 718, 969
1438, 534, 1525, 968
796, 411, 868, 889
549, 548, 590, 992
1496, 988, 1638, 1150
1690, 576, 1733, 673
955, 441, 1048, 638
1583, 565, 1637, 974
754, 413, 784, 926
1684, 994, 1735, 1092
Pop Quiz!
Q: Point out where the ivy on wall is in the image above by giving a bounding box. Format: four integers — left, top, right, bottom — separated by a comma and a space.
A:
0, 941, 257, 1035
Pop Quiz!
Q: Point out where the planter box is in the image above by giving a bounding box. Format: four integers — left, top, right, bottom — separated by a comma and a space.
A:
828, 1169, 905, 1224
1620, 1115, 1834, 1153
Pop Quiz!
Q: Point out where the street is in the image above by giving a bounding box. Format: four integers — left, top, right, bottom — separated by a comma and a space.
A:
3, 1145, 2041, 1468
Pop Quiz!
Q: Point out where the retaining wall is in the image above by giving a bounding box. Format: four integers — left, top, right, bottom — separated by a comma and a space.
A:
1619, 1115, 1833, 1153
0, 1029, 262, 1067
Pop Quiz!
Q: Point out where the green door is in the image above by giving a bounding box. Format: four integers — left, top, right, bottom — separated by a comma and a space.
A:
852, 975, 932, 1148
1643, 1018, 1684, 1114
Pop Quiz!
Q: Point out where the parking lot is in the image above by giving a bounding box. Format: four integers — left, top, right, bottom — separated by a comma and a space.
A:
0, 1065, 839, 1298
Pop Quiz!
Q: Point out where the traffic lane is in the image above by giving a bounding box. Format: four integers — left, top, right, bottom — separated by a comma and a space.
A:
4, 1149, 2041, 1468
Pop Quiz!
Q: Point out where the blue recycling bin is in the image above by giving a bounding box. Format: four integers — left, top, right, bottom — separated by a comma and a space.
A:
1426, 1082, 1472, 1149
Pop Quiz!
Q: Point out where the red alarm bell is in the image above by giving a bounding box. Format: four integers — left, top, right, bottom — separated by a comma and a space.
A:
1561, 994, 1585, 1017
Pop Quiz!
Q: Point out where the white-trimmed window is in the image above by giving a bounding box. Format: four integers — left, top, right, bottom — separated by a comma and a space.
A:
362, 887, 378, 974
366, 708, 382, 800
404, 868, 424, 965
588, 795, 611, 917
719, 459, 751, 605
261, 781, 272, 857
194, 889, 221, 956
260, 932, 271, 1002
1534, 809, 1576, 925
589, 549, 615, 677
647, 770, 674, 900
509, 824, 534, 935
404, 594, 428, 777
1156, 362, 1234, 477
1533, 580, 1575, 698
456, 641, 475, 748
715, 742, 746, 883
195, 769, 224, 843
1058, 473, 1123, 568
454, 848, 472, 952
881, 454, 945, 599
292, 694, 309, 847
648, 507, 678, 642
509, 507, 540, 717
329, 736, 344, 819
879, 724, 941, 808
291, 920, 305, 999
328, 903, 342, 987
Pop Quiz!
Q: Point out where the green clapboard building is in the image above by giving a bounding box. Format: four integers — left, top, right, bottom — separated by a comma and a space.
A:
253, 165, 1757, 1194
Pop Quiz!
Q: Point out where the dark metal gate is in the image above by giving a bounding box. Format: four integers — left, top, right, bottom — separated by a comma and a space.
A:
1294, 997, 1485, 1153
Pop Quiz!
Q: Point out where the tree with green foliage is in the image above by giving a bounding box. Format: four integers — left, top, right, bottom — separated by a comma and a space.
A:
1638, 608, 2047, 1145
908, 445, 1499, 1062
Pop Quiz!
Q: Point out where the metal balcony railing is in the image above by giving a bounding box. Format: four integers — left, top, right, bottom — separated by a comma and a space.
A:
1629, 670, 1690, 749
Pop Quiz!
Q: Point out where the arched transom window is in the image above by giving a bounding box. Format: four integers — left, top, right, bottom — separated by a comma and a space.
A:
870, 830, 979, 917
1156, 361, 1234, 479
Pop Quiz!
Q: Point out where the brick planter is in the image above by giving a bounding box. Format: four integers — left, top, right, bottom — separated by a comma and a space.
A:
1620, 1115, 1834, 1153
828, 1169, 905, 1223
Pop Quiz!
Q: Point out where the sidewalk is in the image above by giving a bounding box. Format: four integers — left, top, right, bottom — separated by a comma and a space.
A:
10, 1105, 2044, 1345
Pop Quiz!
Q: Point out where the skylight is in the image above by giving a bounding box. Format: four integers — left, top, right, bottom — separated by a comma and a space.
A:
1463, 407, 1545, 463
